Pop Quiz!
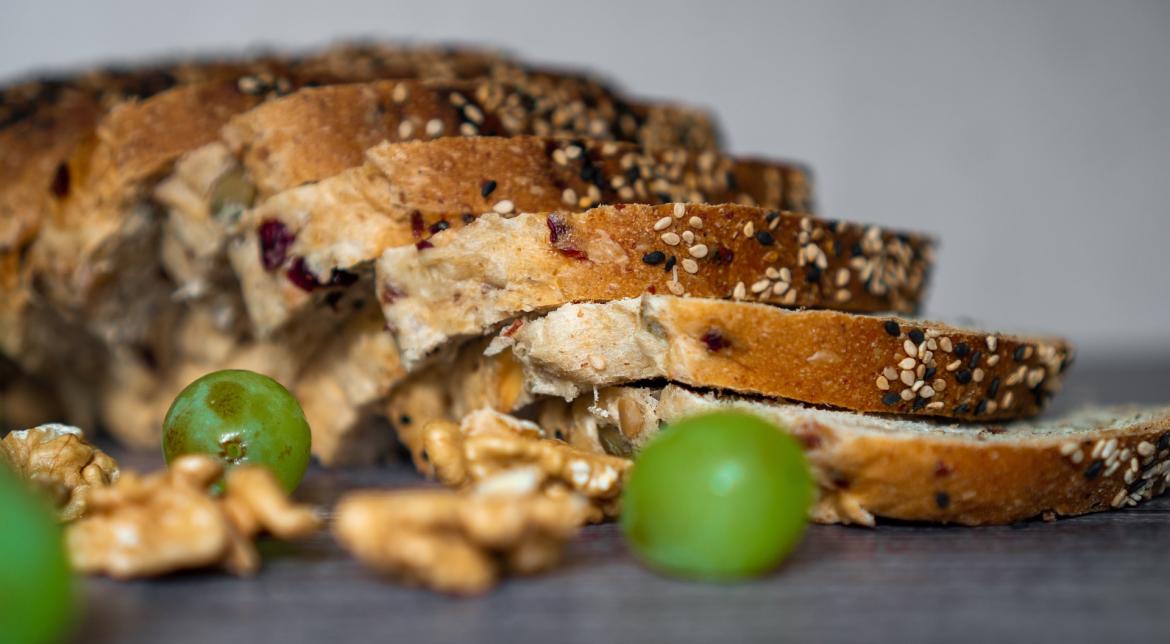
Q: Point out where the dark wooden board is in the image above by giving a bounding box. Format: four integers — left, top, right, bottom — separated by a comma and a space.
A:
76, 358, 1170, 644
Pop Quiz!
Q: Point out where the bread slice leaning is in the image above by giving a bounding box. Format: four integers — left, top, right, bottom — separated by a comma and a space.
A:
472, 386, 1170, 526
378, 202, 935, 370
485, 295, 1072, 421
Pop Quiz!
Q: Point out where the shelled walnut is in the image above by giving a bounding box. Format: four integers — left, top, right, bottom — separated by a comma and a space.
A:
0, 423, 119, 521
334, 470, 589, 595
65, 455, 320, 579
421, 409, 632, 521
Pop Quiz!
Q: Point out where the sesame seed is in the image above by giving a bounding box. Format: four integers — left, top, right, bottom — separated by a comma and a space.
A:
733, 281, 746, 299
566, 145, 583, 159
900, 370, 916, 386
459, 123, 478, 136
397, 120, 414, 139
425, 119, 444, 136
642, 251, 666, 265
391, 83, 409, 103
900, 389, 915, 401
987, 354, 1001, 367
933, 379, 946, 391
903, 339, 919, 358
986, 336, 998, 351
876, 376, 890, 390
464, 104, 484, 124
1138, 441, 1155, 457
1059, 442, 1079, 455
947, 360, 962, 372
927, 339, 938, 351
688, 244, 709, 258
1026, 368, 1045, 388
835, 268, 850, 287
673, 203, 686, 218
1072, 450, 1085, 464
766, 267, 781, 280
667, 280, 685, 295
916, 364, 926, 379
653, 216, 674, 231
940, 337, 954, 352
1091, 441, 1106, 459
927, 401, 945, 410
920, 385, 936, 398
493, 200, 514, 215
661, 232, 681, 246
681, 259, 699, 274
562, 188, 577, 205
772, 281, 789, 296
750, 279, 770, 294
972, 368, 985, 383
1002, 391, 1014, 408
899, 358, 917, 370
883, 367, 899, 380
689, 216, 704, 229
682, 231, 695, 244
589, 355, 607, 370
1102, 438, 1118, 460
743, 222, 755, 237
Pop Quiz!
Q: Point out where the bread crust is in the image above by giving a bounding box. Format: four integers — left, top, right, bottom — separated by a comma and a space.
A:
378, 202, 934, 369
530, 385, 1170, 525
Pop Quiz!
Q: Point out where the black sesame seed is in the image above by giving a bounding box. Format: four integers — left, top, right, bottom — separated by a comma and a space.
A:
1013, 345, 1028, 362
955, 369, 972, 384
755, 231, 775, 246
480, 179, 497, 198
935, 491, 951, 509
924, 366, 937, 380
974, 399, 990, 415
1084, 459, 1104, 480
908, 329, 925, 344
883, 320, 901, 337
462, 213, 476, 224
51, 163, 70, 198
912, 396, 928, 410
805, 265, 822, 284
664, 255, 677, 272
429, 219, 450, 234
399, 414, 412, 426
850, 242, 864, 258
968, 350, 982, 369
953, 342, 970, 358
832, 240, 843, 257
420, 449, 429, 463
987, 378, 1001, 399
765, 211, 780, 223
1158, 433, 1170, 451
642, 251, 666, 265
953, 403, 971, 415
882, 392, 901, 406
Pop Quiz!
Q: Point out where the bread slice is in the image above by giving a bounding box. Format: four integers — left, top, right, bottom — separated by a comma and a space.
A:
227, 137, 812, 340
157, 82, 731, 321
484, 295, 1071, 421
378, 202, 935, 371
518, 384, 1170, 526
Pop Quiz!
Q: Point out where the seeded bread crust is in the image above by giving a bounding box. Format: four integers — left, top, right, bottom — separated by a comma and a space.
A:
489, 295, 1071, 421
230, 137, 814, 340
378, 202, 934, 371
526, 384, 1170, 526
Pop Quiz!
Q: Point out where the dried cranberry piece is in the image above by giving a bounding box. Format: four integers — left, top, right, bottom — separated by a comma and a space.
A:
380, 283, 406, 304
545, 213, 588, 261
50, 163, 70, 198
410, 211, 425, 239
700, 329, 731, 352
286, 257, 320, 291
416, 240, 434, 250
258, 219, 295, 271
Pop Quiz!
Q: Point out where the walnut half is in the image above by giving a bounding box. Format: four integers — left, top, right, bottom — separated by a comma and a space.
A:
334, 472, 590, 596
0, 423, 119, 521
421, 409, 632, 522
65, 455, 321, 579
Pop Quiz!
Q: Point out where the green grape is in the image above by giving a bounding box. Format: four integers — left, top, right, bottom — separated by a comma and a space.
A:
163, 369, 311, 492
0, 464, 74, 644
621, 411, 813, 579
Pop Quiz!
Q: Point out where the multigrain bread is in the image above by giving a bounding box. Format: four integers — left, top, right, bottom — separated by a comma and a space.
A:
401, 390, 1170, 525
378, 202, 935, 370
515, 385, 1170, 526
229, 136, 812, 339
157, 82, 729, 315
486, 295, 1072, 421
219, 138, 811, 462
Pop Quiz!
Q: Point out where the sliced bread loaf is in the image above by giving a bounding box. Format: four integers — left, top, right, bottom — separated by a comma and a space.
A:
378, 202, 934, 370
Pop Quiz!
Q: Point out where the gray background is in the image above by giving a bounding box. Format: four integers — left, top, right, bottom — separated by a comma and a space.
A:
2, 0, 1167, 360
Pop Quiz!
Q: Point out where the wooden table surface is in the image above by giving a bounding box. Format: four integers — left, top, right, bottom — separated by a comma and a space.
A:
77, 358, 1170, 644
